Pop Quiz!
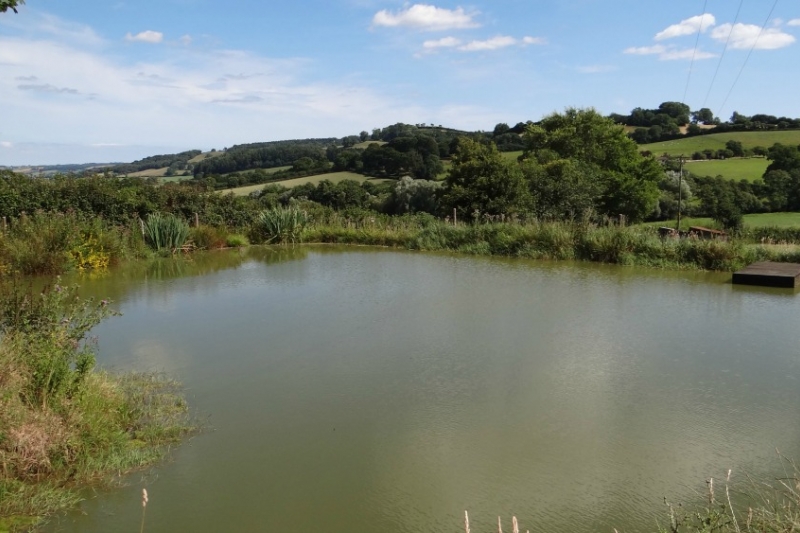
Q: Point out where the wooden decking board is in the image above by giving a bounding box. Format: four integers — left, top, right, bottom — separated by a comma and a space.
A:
732, 261, 800, 288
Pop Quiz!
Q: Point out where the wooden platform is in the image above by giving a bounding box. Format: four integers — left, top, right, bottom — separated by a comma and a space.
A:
732, 261, 800, 288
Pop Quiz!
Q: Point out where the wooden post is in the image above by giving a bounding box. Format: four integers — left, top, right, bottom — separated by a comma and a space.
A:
453, 208, 457, 226
139, 218, 145, 236
677, 155, 683, 231
194, 212, 200, 227
1, 216, 6, 232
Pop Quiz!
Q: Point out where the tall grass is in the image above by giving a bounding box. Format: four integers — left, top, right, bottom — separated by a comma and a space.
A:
143, 213, 191, 253
659, 463, 800, 532
299, 215, 787, 271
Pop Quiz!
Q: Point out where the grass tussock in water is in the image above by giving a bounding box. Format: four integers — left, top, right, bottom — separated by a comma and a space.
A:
0, 281, 195, 531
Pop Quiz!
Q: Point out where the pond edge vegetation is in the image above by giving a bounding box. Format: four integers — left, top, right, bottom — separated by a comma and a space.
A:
0, 281, 197, 531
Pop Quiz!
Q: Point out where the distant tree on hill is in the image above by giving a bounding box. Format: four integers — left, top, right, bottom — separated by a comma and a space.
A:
692, 108, 716, 124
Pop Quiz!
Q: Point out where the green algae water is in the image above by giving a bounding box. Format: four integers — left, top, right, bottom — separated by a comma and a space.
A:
45, 247, 800, 532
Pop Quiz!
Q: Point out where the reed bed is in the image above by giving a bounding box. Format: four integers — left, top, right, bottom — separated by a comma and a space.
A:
299, 217, 785, 272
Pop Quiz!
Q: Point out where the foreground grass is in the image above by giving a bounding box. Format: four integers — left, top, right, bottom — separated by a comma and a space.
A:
0, 283, 195, 531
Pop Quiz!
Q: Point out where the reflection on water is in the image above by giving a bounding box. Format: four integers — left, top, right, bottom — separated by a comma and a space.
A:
47, 247, 800, 533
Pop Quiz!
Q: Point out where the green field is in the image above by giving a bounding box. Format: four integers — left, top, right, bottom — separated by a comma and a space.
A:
219, 172, 393, 196
220, 166, 292, 177
644, 212, 800, 229
501, 150, 523, 161
641, 130, 800, 157
188, 150, 226, 164
684, 157, 769, 182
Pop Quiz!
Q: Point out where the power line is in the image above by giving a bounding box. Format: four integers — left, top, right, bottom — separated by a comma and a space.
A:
701, 0, 745, 110
682, 0, 710, 105
716, 0, 780, 120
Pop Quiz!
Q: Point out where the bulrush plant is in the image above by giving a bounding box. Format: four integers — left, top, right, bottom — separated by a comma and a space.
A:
142, 213, 191, 254
250, 207, 308, 244
0, 280, 195, 529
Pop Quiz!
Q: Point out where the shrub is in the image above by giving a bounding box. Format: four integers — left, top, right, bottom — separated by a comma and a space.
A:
189, 225, 227, 250
225, 234, 249, 247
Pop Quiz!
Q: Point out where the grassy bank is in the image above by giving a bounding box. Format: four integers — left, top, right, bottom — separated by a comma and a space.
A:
299, 214, 798, 272
0, 282, 195, 531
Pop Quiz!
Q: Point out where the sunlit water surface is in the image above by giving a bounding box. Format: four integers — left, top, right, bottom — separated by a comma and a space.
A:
46, 246, 800, 533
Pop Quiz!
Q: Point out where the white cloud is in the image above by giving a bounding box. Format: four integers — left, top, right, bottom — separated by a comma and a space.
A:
0, 141, 12, 149
660, 48, 716, 61
0, 32, 426, 164
788, 19, 800, 27
623, 44, 715, 61
522, 36, 546, 45
125, 30, 164, 44
179, 34, 192, 46
423, 36, 461, 49
0, 12, 103, 47
459, 35, 516, 51
372, 4, 479, 31
710, 23, 795, 50
655, 14, 716, 40
457, 35, 544, 52
623, 45, 667, 55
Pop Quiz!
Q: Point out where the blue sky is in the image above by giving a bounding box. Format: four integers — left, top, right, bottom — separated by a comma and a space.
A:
1, 0, 799, 165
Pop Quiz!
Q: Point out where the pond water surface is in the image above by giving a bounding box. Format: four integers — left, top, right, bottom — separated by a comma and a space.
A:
47, 247, 800, 533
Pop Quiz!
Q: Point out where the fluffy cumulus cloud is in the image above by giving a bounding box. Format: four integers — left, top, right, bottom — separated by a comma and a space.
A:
372, 4, 479, 31
623, 44, 715, 61
125, 30, 164, 44
788, 19, 800, 27
710, 23, 795, 50
655, 14, 716, 40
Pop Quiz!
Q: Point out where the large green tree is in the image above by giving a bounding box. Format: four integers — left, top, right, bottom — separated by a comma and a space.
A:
441, 138, 529, 219
522, 108, 661, 222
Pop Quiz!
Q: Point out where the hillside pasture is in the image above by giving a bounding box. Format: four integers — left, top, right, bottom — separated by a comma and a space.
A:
219, 172, 393, 196
188, 150, 226, 164
127, 167, 169, 177
684, 158, 769, 182
644, 212, 800, 230
641, 130, 800, 157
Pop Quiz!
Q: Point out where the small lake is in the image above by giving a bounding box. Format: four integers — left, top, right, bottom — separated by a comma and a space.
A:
46, 246, 800, 533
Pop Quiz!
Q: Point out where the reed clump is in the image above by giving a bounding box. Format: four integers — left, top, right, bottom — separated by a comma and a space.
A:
250, 207, 308, 244
143, 213, 191, 253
